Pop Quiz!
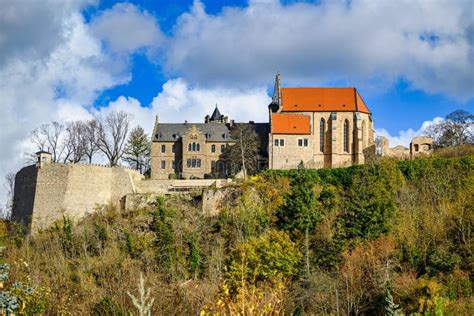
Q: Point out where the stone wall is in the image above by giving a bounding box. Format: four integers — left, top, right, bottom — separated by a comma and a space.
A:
12, 163, 143, 232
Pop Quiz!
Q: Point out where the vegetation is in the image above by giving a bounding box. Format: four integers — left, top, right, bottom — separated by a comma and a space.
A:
1, 155, 473, 314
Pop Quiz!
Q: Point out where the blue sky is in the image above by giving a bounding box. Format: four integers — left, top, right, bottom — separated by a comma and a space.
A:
87, 0, 473, 134
0, 0, 473, 208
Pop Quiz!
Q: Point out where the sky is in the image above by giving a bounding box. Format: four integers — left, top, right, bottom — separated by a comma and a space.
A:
0, 0, 473, 209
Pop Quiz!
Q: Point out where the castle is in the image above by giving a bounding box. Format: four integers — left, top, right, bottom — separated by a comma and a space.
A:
150, 74, 376, 179
12, 74, 432, 232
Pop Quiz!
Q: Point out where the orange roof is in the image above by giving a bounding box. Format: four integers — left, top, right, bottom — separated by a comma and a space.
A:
272, 113, 311, 134
280, 87, 371, 114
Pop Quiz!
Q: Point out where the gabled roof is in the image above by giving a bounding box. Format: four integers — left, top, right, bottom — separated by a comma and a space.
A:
280, 87, 371, 114
271, 113, 311, 134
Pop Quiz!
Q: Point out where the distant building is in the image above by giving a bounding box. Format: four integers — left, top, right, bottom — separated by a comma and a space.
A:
268, 74, 375, 169
150, 106, 269, 179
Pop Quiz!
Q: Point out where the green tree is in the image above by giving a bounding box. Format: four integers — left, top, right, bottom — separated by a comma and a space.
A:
277, 169, 320, 275
226, 230, 301, 292
123, 126, 150, 173
425, 109, 473, 147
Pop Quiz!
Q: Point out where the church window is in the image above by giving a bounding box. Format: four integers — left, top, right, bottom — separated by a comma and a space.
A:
344, 120, 350, 153
320, 119, 325, 152
192, 142, 196, 151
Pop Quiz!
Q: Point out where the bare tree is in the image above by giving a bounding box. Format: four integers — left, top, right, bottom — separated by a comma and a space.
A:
425, 110, 473, 147
96, 111, 132, 166
62, 121, 88, 163
226, 124, 259, 179
30, 121, 65, 162
84, 119, 100, 164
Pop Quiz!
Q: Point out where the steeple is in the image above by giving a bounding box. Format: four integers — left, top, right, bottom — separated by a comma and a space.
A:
205, 104, 228, 123
210, 104, 222, 121
269, 72, 282, 113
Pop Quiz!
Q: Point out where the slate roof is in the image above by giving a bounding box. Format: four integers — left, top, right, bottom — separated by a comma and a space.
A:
153, 122, 269, 143
210, 106, 223, 121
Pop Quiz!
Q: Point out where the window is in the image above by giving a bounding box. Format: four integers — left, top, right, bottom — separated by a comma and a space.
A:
188, 144, 192, 151
192, 142, 196, 151
414, 144, 419, 152
197, 159, 201, 168
197, 143, 200, 151
172, 160, 176, 169
172, 144, 176, 153
343, 120, 349, 153
298, 139, 309, 147
274, 139, 285, 147
161, 160, 166, 169
211, 144, 216, 153
320, 119, 325, 153
221, 144, 225, 153
187, 159, 191, 168
161, 144, 166, 153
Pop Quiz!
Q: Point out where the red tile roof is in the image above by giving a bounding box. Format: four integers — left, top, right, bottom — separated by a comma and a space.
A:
280, 87, 370, 114
271, 113, 311, 134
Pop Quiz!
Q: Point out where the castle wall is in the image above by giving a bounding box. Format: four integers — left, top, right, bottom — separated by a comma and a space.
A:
13, 163, 143, 232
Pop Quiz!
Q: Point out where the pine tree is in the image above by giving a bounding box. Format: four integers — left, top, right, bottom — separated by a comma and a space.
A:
123, 126, 150, 173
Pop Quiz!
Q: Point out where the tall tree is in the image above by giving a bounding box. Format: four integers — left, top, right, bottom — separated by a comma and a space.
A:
30, 121, 65, 162
62, 121, 87, 163
84, 119, 100, 164
226, 124, 259, 179
123, 126, 150, 173
96, 111, 132, 166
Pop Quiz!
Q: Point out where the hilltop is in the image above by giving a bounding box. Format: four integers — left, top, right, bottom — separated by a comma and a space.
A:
1, 154, 473, 315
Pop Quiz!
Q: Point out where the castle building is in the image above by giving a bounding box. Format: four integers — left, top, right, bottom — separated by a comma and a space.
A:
150, 106, 269, 179
268, 74, 375, 169
151, 75, 376, 179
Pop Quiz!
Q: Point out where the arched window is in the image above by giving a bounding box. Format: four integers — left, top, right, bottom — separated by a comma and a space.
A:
197, 143, 200, 151
320, 119, 325, 153
343, 120, 350, 153
192, 142, 196, 151
362, 120, 367, 148
188, 144, 192, 151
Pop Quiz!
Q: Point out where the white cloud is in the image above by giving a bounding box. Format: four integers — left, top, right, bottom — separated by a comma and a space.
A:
0, 2, 164, 211
375, 117, 444, 147
90, 3, 165, 54
165, 0, 474, 99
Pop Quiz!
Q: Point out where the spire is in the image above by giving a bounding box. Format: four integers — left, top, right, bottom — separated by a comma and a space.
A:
271, 72, 282, 112
210, 104, 222, 120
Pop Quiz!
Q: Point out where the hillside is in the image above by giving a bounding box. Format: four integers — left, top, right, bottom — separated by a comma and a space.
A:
1, 155, 473, 315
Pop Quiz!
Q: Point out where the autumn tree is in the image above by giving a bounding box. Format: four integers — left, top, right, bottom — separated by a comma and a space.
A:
123, 126, 150, 173
226, 124, 259, 179
96, 111, 132, 166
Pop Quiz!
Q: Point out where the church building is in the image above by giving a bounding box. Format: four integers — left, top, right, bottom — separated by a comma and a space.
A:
268, 74, 375, 169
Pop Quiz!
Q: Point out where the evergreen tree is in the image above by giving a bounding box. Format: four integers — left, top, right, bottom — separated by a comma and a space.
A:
123, 126, 150, 173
